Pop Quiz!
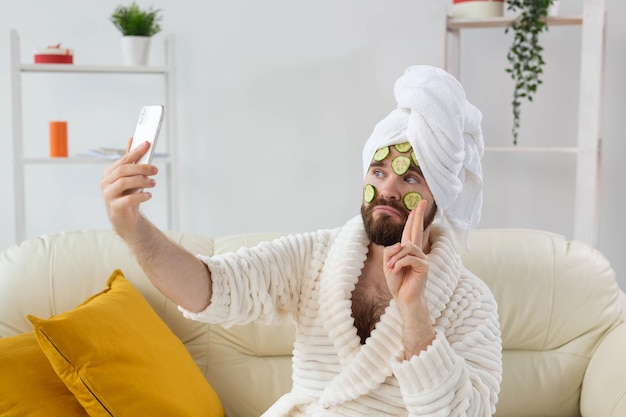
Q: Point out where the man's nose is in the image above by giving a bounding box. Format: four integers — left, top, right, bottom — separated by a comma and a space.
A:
378, 178, 401, 201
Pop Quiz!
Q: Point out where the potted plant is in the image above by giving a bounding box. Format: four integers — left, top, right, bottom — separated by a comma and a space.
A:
504, 0, 555, 145
110, 2, 163, 66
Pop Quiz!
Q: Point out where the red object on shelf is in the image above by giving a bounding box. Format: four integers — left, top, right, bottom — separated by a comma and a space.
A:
34, 43, 73, 64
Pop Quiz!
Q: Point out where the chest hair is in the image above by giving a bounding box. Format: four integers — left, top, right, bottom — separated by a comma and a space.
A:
351, 276, 392, 345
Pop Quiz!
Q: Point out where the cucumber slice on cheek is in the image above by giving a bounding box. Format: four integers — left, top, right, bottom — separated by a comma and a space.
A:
364, 184, 376, 203
403, 191, 423, 211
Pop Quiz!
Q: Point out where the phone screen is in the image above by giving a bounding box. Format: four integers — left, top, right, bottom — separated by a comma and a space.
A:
129, 105, 165, 165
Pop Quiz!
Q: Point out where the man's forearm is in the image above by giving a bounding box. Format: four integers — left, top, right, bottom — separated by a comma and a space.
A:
124, 216, 213, 312
401, 301, 436, 360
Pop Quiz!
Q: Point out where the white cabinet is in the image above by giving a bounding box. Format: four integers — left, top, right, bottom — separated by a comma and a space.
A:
10, 29, 179, 242
443, 0, 605, 245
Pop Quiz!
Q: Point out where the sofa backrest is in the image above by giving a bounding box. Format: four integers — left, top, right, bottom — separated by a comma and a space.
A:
0, 228, 624, 417
462, 230, 623, 417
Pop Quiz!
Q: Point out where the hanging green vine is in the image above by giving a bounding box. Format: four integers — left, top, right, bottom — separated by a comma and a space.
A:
505, 0, 554, 145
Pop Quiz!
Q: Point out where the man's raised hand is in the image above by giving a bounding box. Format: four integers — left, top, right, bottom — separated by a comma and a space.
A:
383, 199, 435, 356
100, 139, 158, 237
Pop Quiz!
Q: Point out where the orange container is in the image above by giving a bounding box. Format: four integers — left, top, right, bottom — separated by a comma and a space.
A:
49, 121, 68, 157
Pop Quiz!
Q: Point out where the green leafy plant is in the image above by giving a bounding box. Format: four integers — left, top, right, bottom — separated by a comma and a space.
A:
110, 2, 163, 37
505, 0, 554, 145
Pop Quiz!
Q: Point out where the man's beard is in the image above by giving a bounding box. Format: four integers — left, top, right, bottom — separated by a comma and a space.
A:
361, 198, 409, 246
361, 198, 437, 247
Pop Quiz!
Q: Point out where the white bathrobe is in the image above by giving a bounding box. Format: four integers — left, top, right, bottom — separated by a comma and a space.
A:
181, 216, 502, 416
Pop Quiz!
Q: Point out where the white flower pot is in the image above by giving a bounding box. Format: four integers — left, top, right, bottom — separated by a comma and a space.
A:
121, 36, 151, 66
452, 0, 505, 18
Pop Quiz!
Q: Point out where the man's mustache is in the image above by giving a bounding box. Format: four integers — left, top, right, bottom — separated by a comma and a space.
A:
369, 198, 409, 217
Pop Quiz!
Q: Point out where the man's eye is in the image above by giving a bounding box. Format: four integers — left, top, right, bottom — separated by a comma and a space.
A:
405, 176, 418, 184
374, 170, 384, 178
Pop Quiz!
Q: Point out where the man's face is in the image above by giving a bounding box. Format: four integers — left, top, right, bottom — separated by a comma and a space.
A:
361, 143, 436, 246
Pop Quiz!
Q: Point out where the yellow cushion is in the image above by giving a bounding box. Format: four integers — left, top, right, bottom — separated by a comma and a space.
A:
0, 331, 89, 416
28, 270, 224, 417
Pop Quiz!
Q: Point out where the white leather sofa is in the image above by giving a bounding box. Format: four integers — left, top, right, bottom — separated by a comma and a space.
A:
1, 228, 625, 417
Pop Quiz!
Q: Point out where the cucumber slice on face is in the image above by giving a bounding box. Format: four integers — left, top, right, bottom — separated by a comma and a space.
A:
391, 155, 411, 176
394, 142, 412, 153
373, 146, 390, 161
411, 150, 419, 167
403, 192, 423, 211
363, 184, 376, 203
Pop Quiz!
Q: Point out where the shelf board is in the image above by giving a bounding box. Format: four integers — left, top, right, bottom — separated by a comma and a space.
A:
447, 15, 583, 30
19, 64, 169, 74
485, 146, 578, 154
22, 156, 173, 164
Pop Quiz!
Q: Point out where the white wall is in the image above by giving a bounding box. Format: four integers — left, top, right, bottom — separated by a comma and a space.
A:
0, 0, 623, 290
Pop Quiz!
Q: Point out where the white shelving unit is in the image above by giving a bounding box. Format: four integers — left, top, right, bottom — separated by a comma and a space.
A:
444, 0, 606, 245
10, 29, 180, 242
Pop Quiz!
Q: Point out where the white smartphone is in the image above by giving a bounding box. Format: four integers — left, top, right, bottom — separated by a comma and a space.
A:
129, 105, 165, 165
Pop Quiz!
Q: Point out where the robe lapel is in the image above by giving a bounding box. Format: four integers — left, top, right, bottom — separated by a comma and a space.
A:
317, 217, 460, 407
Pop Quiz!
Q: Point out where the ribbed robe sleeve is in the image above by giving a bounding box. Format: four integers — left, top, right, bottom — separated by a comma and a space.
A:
179, 231, 328, 327
391, 272, 502, 417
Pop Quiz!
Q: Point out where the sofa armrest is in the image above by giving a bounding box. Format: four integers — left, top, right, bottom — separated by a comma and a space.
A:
581, 321, 626, 417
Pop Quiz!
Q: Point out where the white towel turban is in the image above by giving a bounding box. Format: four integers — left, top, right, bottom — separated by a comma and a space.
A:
362, 65, 484, 248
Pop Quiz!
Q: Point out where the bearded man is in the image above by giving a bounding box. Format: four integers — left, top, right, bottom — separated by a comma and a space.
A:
101, 65, 502, 416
